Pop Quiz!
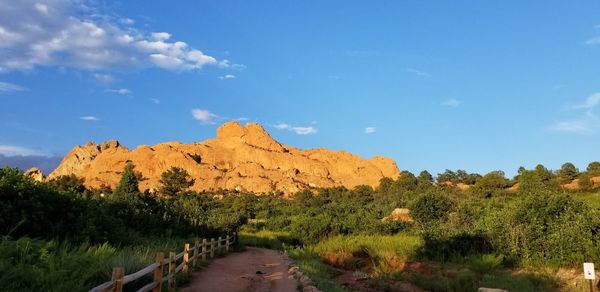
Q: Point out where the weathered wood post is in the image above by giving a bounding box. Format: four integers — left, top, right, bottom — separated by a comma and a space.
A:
168, 252, 176, 292
111, 267, 124, 292
153, 252, 164, 292
218, 236, 222, 254
210, 238, 215, 258
202, 238, 207, 261
225, 234, 230, 253
193, 241, 199, 268
183, 243, 190, 273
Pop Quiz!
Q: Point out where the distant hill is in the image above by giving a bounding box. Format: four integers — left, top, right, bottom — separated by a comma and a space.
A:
47, 121, 400, 194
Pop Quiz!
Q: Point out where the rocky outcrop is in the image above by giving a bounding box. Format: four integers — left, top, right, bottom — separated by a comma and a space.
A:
25, 167, 45, 182
49, 121, 400, 195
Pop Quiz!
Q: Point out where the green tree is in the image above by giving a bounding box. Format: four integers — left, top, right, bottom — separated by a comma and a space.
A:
517, 170, 548, 196
418, 170, 433, 183
579, 173, 593, 191
469, 171, 509, 198
113, 162, 140, 200
436, 169, 457, 184
587, 161, 600, 176
159, 166, 195, 197
410, 192, 453, 225
48, 174, 86, 194
558, 162, 579, 183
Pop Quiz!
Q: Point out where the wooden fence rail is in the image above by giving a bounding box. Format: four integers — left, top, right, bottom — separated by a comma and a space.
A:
90, 232, 236, 292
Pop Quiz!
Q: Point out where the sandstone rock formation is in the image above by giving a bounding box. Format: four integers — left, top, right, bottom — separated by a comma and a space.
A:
25, 167, 45, 182
49, 122, 400, 194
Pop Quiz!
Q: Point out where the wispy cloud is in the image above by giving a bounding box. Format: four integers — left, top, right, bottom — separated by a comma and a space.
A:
150, 98, 160, 104
0, 0, 235, 72
273, 123, 317, 135
93, 73, 116, 85
441, 99, 461, 107
0, 81, 26, 93
584, 25, 600, 45
406, 68, 432, 78
191, 108, 220, 124
218, 74, 236, 80
573, 93, 600, 109
80, 116, 99, 121
364, 127, 376, 134
0, 144, 49, 157
107, 88, 131, 95
552, 93, 600, 134
218, 60, 246, 70
291, 126, 317, 135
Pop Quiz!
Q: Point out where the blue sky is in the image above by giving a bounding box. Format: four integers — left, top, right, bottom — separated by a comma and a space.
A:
1, 0, 600, 176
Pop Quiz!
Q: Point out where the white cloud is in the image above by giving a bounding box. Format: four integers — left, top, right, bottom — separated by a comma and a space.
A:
574, 92, 600, 109
273, 122, 317, 135
107, 88, 131, 95
218, 74, 236, 80
291, 127, 317, 135
551, 119, 593, 134
80, 116, 99, 121
0, 81, 26, 93
93, 73, 115, 85
441, 99, 461, 107
407, 68, 432, 78
0, 0, 227, 72
274, 123, 291, 130
585, 36, 600, 45
365, 127, 376, 134
0, 144, 49, 156
552, 93, 600, 134
218, 59, 246, 70
192, 108, 220, 124
150, 98, 160, 104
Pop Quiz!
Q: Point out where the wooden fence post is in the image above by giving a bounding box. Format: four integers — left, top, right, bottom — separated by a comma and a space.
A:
183, 243, 190, 273
202, 239, 207, 261
193, 241, 199, 268
112, 267, 124, 292
218, 236, 222, 254
225, 234, 230, 253
168, 251, 176, 292
153, 252, 164, 292
210, 238, 215, 258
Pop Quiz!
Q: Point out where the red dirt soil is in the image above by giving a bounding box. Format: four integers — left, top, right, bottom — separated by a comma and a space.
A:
180, 247, 298, 292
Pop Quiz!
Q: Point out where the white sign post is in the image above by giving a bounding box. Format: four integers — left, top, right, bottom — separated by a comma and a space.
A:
584, 263, 595, 292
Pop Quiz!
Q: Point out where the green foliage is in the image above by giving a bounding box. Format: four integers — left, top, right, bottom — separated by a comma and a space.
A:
112, 162, 140, 200
558, 162, 579, 183
410, 192, 453, 225
468, 171, 509, 198
587, 161, 600, 176
159, 166, 195, 197
48, 174, 87, 194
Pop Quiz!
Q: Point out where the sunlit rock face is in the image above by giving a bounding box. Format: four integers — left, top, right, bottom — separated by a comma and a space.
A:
49, 121, 400, 195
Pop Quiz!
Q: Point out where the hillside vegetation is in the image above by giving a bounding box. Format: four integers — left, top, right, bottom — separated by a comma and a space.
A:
2, 161, 600, 291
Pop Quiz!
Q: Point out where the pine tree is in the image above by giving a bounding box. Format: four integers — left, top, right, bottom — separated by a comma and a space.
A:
113, 162, 140, 200
159, 166, 195, 197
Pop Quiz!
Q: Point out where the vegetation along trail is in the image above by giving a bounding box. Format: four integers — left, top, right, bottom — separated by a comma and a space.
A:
181, 247, 298, 292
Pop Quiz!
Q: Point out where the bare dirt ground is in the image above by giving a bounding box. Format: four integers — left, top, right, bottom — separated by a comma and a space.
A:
180, 247, 298, 292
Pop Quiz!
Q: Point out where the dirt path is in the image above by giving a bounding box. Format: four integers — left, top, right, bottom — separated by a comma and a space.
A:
180, 247, 298, 292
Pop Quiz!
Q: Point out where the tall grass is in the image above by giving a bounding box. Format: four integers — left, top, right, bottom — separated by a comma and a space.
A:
314, 233, 422, 274
0, 236, 207, 292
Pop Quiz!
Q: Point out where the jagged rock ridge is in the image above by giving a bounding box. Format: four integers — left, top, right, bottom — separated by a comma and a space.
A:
49, 121, 401, 194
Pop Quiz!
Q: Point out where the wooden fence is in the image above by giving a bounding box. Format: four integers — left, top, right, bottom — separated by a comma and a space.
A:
90, 233, 236, 292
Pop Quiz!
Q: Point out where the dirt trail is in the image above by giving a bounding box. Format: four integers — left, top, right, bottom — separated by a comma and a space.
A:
180, 247, 298, 292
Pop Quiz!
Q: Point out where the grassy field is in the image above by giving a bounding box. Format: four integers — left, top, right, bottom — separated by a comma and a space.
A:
240, 230, 564, 292
0, 236, 216, 291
